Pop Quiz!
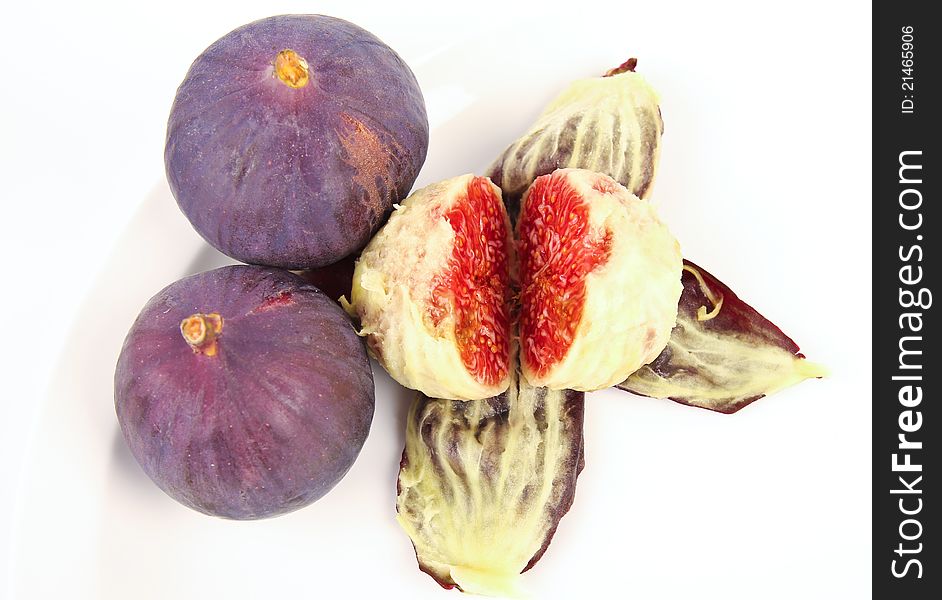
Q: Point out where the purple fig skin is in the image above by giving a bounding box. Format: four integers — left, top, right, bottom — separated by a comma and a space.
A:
114, 265, 374, 519
165, 15, 429, 269
297, 253, 357, 304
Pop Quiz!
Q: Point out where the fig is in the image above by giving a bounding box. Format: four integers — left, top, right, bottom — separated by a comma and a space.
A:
396, 366, 584, 596
350, 168, 681, 398
350, 175, 514, 401
618, 260, 826, 413
165, 15, 429, 269
517, 168, 682, 391
488, 58, 662, 213
114, 265, 375, 519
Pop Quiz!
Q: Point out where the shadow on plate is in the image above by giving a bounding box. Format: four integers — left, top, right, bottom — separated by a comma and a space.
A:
375, 363, 417, 483
184, 243, 233, 275
109, 428, 153, 486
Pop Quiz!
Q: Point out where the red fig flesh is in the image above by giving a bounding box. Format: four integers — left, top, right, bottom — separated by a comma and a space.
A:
517, 169, 682, 391
350, 175, 513, 401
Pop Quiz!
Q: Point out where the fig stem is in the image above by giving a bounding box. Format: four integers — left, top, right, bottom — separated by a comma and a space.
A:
180, 313, 223, 356
274, 49, 310, 88
603, 58, 638, 77
682, 265, 724, 321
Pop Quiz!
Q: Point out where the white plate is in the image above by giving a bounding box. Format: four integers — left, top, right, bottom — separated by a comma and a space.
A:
9, 9, 871, 599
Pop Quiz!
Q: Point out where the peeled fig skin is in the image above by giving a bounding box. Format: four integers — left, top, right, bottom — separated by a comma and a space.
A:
396, 367, 584, 596
165, 15, 429, 269
618, 260, 826, 413
488, 58, 663, 216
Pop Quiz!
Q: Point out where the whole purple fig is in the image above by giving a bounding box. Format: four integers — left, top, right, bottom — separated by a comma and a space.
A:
114, 265, 374, 519
165, 15, 429, 268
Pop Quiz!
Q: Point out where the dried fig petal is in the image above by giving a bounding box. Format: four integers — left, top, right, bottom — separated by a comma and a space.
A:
618, 260, 826, 413
396, 368, 584, 595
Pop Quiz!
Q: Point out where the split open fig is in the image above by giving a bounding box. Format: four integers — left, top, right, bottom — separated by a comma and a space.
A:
517, 168, 682, 391
350, 174, 515, 401
349, 168, 682, 399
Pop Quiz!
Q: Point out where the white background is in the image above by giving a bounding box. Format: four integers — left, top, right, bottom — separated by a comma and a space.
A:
0, 1, 871, 598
